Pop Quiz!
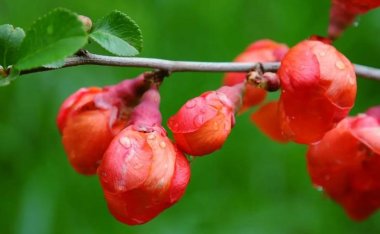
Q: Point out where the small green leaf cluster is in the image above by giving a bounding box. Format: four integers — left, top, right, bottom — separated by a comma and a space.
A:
0, 8, 143, 86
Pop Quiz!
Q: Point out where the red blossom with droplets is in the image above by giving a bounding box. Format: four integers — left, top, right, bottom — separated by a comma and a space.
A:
223, 39, 288, 112
307, 106, 380, 221
98, 87, 190, 225
168, 84, 243, 156
277, 40, 356, 144
57, 75, 148, 175
329, 0, 380, 39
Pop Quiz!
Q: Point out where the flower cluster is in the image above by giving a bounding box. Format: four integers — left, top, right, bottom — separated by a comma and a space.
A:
244, 38, 380, 220
252, 39, 357, 144
58, 75, 190, 225
223, 39, 288, 113
57, 36, 379, 224
307, 107, 380, 220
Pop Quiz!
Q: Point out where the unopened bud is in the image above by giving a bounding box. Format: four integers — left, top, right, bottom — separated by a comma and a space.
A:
78, 15, 93, 32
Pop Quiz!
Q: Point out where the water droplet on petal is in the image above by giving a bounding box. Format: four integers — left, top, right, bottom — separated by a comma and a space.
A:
116, 182, 126, 191
335, 61, 345, 70
315, 186, 324, 192
156, 178, 165, 189
319, 51, 326, 56
147, 133, 156, 140
120, 137, 131, 148
185, 99, 197, 109
160, 141, 166, 148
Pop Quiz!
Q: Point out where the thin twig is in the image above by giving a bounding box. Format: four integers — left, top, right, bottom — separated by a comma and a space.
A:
20, 51, 380, 81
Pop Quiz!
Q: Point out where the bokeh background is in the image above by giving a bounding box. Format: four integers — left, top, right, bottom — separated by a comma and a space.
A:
1, 0, 380, 233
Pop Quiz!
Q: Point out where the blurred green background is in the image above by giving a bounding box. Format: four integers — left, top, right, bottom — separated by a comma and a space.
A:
1, 0, 380, 233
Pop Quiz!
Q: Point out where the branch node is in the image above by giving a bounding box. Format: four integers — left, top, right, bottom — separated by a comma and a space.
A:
247, 71, 280, 92
143, 69, 170, 86
75, 49, 90, 57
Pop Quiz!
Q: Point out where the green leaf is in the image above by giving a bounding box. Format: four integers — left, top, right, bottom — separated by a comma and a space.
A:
90, 10, 142, 56
15, 8, 88, 71
0, 24, 25, 68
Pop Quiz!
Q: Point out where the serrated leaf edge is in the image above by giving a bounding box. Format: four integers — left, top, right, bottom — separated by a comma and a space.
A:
15, 8, 87, 70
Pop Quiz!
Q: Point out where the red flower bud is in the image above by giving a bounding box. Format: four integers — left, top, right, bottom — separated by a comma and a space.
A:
329, 0, 380, 39
223, 39, 288, 112
57, 75, 147, 175
98, 88, 190, 225
250, 101, 288, 143
278, 40, 356, 144
307, 107, 380, 221
168, 84, 243, 156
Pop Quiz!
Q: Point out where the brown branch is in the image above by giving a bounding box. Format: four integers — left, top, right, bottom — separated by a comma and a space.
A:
20, 51, 380, 81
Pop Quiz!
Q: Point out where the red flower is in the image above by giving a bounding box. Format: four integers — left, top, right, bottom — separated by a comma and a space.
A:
223, 39, 288, 112
57, 76, 147, 175
250, 101, 288, 143
307, 107, 380, 221
329, 0, 380, 39
168, 84, 243, 156
98, 88, 190, 225
98, 126, 190, 225
278, 40, 356, 144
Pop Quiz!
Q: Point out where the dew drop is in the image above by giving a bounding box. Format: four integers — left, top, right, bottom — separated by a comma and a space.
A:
147, 133, 156, 140
159, 141, 166, 148
319, 51, 326, 57
185, 99, 197, 109
156, 178, 165, 189
116, 182, 126, 191
315, 186, 324, 192
335, 61, 345, 70
119, 137, 131, 148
